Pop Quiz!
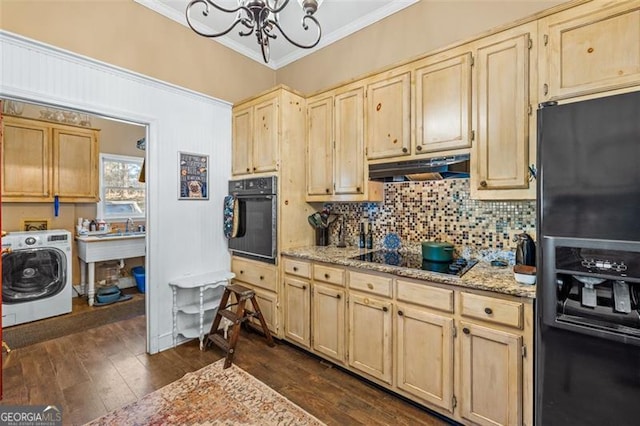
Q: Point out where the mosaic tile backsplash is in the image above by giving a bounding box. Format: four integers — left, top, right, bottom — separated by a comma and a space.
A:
324, 179, 536, 260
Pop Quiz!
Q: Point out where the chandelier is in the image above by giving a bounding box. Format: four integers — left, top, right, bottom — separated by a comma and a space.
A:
185, 0, 323, 63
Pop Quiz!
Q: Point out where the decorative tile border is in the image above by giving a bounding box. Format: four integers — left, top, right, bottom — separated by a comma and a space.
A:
325, 179, 536, 258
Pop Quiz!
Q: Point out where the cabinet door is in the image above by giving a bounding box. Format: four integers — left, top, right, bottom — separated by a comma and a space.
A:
232, 106, 253, 175
366, 72, 411, 159
415, 52, 472, 154
306, 96, 334, 197
312, 283, 345, 363
473, 30, 532, 196
334, 87, 365, 195
53, 126, 98, 201
544, 1, 640, 100
460, 321, 523, 426
348, 292, 392, 384
1, 117, 51, 200
243, 286, 278, 336
283, 276, 310, 348
396, 304, 454, 412
253, 97, 279, 173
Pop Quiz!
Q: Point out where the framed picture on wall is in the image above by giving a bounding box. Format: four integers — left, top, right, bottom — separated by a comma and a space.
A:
178, 152, 209, 200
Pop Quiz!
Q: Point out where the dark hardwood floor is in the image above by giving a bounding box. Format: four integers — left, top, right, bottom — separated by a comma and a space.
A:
1, 315, 450, 426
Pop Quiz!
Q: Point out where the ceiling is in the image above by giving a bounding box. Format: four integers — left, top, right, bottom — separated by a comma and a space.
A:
135, 0, 419, 69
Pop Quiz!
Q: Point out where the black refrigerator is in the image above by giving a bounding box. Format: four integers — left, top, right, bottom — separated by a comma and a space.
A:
536, 91, 640, 426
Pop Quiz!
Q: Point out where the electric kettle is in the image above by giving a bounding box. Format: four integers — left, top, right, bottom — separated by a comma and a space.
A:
515, 233, 536, 266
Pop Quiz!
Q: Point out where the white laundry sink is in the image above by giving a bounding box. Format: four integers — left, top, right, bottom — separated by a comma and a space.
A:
75, 232, 146, 306
76, 233, 145, 261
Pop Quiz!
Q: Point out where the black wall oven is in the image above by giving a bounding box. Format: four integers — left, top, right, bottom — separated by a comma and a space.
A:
228, 176, 277, 264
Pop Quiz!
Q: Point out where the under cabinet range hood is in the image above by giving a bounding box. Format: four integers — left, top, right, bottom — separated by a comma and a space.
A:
368, 154, 470, 181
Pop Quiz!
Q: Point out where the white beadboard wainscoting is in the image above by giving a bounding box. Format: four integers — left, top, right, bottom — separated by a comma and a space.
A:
0, 31, 232, 353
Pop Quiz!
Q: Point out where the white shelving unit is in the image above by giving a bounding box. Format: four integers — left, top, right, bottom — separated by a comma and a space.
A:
168, 270, 235, 349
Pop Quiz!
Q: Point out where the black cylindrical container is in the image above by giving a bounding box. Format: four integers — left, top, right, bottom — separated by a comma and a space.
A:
316, 228, 329, 246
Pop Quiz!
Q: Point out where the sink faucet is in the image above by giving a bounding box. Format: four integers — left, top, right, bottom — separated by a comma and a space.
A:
126, 218, 134, 233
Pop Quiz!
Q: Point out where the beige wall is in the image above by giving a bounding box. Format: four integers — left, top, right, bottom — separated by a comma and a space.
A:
276, 0, 569, 94
0, 0, 275, 103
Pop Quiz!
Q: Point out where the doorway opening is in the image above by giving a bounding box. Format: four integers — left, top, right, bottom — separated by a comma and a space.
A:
1, 98, 149, 348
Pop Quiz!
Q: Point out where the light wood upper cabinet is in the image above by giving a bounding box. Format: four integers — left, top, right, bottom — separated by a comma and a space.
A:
283, 276, 311, 348
306, 95, 334, 197
334, 87, 365, 195
471, 23, 537, 200
2, 117, 50, 199
414, 52, 472, 155
253, 97, 279, 173
459, 321, 523, 426
540, 0, 640, 101
53, 126, 98, 200
396, 303, 455, 412
232, 106, 253, 175
1, 116, 99, 202
348, 291, 393, 384
232, 93, 279, 176
366, 71, 411, 159
306, 85, 382, 202
312, 282, 346, 363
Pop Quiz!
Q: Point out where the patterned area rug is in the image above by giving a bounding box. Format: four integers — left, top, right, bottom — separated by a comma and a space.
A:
86, 359, 326, 426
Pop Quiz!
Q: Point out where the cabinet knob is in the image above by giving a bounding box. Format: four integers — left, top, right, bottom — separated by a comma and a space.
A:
543, 83, 549, 96
325, 188, 330, 194
484, 307, 493, 315
336, 294, 341, 299
367, 283, 374, 290
402, 147, 408, 153
376, 103, 382, 111
240, 270, 244, 274
324, 273, 330, 279
293, 266, 298, 272
302, 285, 307, 290
463, 327, 470, 335
259, 275, 264, 280
246, 168, 250, 172
416, 145, 423, 151
253, 167, 256, 171
356, 187, 361, 192
398, 310, 404, 316
382, 306, 388, 312
480, 180, 487, 188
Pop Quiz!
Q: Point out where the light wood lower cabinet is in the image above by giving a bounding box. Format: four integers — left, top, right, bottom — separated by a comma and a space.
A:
459, 321, 523, 426
348, 292, 393, 384
283, 276, 310, 348
231, 256, 279, 336
396, 303, 455, 412
312, 283, 345, 363
280, 258, 532, 426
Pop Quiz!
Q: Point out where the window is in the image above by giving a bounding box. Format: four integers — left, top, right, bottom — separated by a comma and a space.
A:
97, 153, 145, 221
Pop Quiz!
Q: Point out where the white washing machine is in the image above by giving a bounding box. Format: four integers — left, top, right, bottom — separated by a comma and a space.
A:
2, 229, 73, 327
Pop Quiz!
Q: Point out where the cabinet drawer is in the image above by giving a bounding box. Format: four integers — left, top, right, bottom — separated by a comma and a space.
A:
313, 264, 345, 287
460, 292, 523, 329
283, 258, 311, 278
231, 257, 277, 292
348, 270, 392, 298
396, 279, 454, 313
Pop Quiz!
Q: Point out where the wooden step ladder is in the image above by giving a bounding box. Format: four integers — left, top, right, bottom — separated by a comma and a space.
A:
206, 283, 275, 369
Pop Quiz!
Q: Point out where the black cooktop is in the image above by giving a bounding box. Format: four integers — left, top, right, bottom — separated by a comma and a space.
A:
351, 250, 478, 277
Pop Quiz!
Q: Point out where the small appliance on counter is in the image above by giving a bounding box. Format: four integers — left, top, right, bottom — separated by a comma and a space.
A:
351, 250, 477, 277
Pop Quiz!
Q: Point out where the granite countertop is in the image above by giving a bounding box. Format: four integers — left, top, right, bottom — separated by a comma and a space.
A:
281, 246, 536, 299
